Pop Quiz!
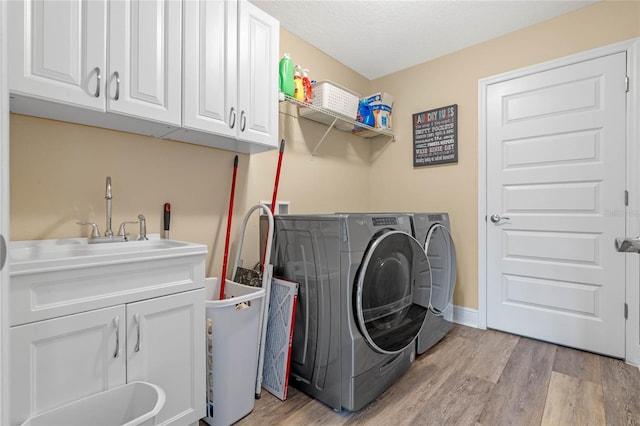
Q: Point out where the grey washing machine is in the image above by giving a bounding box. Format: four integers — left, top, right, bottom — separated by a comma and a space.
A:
412, 213, 457, 355
269, 213, 431, 412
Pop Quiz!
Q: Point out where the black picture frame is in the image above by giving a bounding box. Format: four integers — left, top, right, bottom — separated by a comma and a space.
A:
413, 104, 458, 167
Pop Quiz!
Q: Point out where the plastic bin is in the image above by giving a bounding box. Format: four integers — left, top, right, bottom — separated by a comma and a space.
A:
20, 381, 165, 426
203, 277, 266, 426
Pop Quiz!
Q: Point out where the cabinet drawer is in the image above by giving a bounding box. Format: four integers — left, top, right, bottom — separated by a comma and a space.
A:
10, 254, 205, 326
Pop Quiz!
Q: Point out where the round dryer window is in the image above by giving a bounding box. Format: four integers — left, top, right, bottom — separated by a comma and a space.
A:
355, 230, 430, 354
424, 224, 457, 314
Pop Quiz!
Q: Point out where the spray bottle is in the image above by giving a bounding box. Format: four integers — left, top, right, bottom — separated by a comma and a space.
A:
293, 65, 304, 101
302, 69, 313, 104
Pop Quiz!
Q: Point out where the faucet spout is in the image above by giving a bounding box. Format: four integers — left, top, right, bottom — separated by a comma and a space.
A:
105, 176, 113, 237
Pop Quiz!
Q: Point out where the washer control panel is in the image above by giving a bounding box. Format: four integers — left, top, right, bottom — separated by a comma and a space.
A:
372, 217, 398, 227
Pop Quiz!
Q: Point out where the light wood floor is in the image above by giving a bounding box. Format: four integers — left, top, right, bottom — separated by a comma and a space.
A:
227, 325, 640, 426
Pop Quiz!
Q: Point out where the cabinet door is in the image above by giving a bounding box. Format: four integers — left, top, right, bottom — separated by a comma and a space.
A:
237, 1, 279, 148
10, 306, 126, 426
127, 289, 205, 426
8, 0, 106, 111
108, 0, 181, 126
182, 0, 237, 138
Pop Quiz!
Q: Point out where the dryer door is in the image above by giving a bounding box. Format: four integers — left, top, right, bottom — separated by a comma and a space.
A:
424, 224, 457, 317
355, 230, 430, 354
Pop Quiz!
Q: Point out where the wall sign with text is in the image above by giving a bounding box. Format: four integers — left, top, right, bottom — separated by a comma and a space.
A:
413, 104, 458, 167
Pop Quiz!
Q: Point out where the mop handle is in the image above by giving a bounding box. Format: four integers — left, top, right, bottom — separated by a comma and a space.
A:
262, 140, 285, 271
220, 155, 239, 299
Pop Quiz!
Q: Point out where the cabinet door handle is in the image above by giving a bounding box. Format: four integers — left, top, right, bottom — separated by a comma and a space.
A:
240, 111, 246, 132
229, 107, 236, 129
112, 71, 120, 101
93, 67, 101, 98
134, 313, 141, 352
113, 316, 120, 358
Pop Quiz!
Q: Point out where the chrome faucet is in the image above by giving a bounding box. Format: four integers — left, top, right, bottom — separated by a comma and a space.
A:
77, 177, 147, 243
105, 176, 113, 237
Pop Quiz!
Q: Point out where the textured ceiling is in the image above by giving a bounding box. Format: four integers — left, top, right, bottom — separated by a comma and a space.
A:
250, 0, 598, 80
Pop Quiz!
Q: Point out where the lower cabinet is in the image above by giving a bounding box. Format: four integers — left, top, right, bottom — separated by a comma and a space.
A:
127, 290, 205, 425
10, 289, 205, 426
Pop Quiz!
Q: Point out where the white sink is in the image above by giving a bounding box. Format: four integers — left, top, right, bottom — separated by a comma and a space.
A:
9, 235, 207, 274
9, 235, 207, 326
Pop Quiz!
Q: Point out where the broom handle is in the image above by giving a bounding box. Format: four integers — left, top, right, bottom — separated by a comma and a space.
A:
261, 140, 285, 271
219, 155, 238, 299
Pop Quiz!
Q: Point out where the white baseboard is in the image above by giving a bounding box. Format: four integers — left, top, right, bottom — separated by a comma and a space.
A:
453, 305, 479, 328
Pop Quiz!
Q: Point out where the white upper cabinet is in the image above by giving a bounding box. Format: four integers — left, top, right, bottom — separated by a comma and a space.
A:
237, 1, 279, 148
107, 0, 181, 125
8, 0, 181, 137
8, 0, 107, 111
166, 0, 279, 154
181, 0, 237, 140
8, 0, 279, 153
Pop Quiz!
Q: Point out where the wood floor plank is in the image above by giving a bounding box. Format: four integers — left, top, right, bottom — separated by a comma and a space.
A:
344, 333, 475, 425
477, 337, 557, 426
405, 372, 494, 425
458, 328, 519, 383
552, 345, 602, 384
235, 388, 314, 425
541, 371, 605, 426
276, 397, 352, 425
601, 356, 640, 426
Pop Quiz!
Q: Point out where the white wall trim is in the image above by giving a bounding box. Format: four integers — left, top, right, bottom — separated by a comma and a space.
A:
478, 37, 640, 363
453, 305, 479, 329
625, 39, 640, 366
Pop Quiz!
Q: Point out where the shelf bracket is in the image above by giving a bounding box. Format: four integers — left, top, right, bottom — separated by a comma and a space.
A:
311, 117, 338, 156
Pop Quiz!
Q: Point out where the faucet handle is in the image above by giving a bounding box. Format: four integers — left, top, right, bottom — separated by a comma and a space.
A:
77, 221, 100, 238
117, 221, 138, 241
137, 214, 148, 241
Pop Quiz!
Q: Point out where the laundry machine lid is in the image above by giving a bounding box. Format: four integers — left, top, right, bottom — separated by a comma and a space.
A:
355, 230, 430, 354
424, 223, 457, 314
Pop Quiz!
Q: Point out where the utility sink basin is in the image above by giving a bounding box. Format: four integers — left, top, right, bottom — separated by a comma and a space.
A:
9, 235, 207, 326
10, 235, 206, 273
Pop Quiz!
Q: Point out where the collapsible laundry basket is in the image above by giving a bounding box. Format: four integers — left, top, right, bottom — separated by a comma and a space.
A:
203, 204, 274, 426
19, 381, 165, 426
203, 278, 265, 426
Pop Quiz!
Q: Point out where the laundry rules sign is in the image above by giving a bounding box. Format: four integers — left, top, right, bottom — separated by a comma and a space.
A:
413, 104, 458, 167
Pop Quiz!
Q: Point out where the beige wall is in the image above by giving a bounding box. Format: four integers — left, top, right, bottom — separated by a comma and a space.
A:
370, 0, 640, 309
9, 1, 640, 309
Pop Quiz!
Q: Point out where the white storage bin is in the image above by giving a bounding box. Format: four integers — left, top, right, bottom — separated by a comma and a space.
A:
299, 81, 360, 130
203, 277, 266, 426
20, 382, 165, 426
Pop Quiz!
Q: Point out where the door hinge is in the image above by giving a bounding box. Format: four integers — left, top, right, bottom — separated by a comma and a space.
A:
626, 76, 630, 93
625, 190, 629, 206
624, 303, 628, 319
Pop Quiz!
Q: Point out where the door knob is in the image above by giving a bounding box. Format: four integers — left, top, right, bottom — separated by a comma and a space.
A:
490, 214, 510, 223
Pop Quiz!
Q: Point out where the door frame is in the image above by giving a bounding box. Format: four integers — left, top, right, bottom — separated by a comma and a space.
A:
478, 38, 640, 365
1, 0, 10, 422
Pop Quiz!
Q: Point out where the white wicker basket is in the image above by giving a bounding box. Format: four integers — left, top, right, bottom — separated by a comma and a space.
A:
306, 81, 359, 120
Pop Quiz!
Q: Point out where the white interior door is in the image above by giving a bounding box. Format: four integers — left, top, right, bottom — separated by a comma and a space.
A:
486, 52, 627, 357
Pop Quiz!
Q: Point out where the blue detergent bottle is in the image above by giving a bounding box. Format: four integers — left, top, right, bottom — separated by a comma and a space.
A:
357, 99, 375, 127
